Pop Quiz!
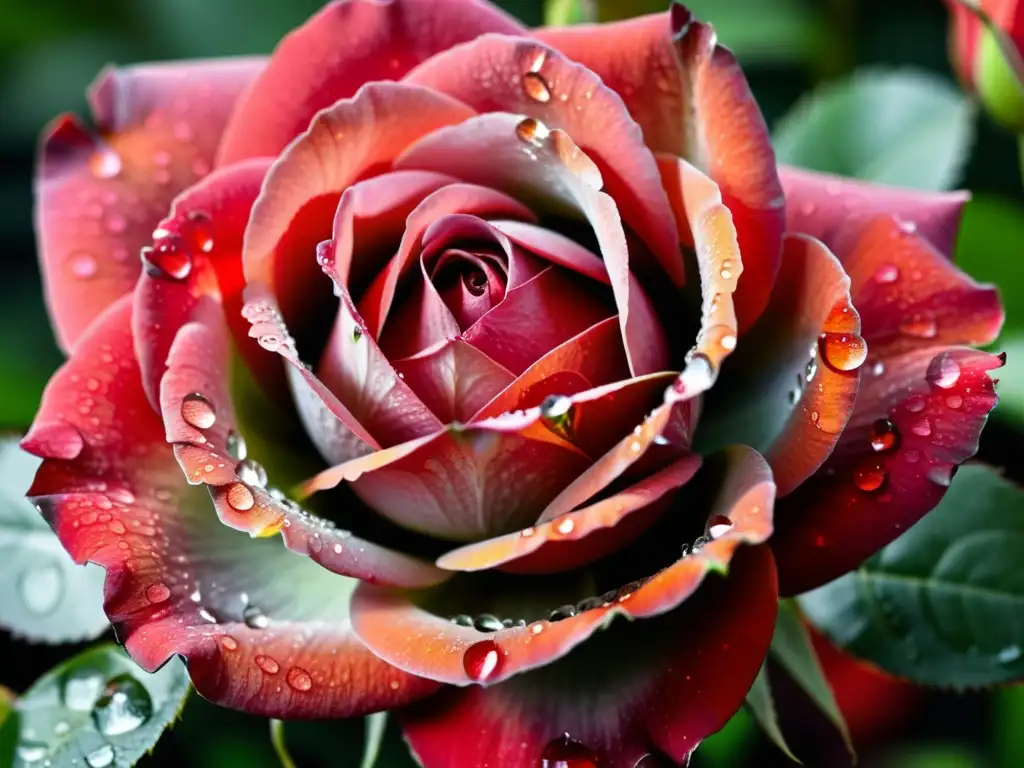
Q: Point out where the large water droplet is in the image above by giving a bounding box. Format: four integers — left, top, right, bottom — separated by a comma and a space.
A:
146, 583, 170, 604
463, 639, 503, 682
226, 482, 255, 512
926, 353, 961, 389
449, 614, 473, 627
91, 674, 153, 736
142, 230, 192, 281
286, 667, 313, 692
19, 562, 62, 614
63, 669, 105, 710
522, 71, 552, 102
540, 394, 575, 441
86, 745, 115, 768
548, 604, 577, 621
255, 655, 280, 674
854, 461, 886, 493
515, 116, 549, 147
869, 418, 899, 452
473, 614, 504, 633
818, 332, 868, 372
998, 644, 1021, 665
706, 514, 733, 539
899, 312, 938, 340
243, 604, 269, 629
180, 393, 216, 429
17, 743, 48, 763
235, 458, 268, 488
225, 430, 247, 461
540, 734, 598, 768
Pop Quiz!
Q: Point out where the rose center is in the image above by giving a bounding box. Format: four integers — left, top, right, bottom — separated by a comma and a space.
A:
430, 248, 508, 330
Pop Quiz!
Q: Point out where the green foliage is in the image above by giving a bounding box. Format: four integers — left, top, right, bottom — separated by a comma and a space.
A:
801, 463, 1024, 687
360, 713, 388, 768
9, 644, 189, 768
744, 664, 799, 762
0, 437, 108, 643
773, 69, 975, 191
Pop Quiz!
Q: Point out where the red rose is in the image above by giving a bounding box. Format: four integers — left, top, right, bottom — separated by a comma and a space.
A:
25, 2, 1002, 766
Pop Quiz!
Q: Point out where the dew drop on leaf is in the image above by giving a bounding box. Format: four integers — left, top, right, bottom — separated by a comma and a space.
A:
91, 674, 153, 736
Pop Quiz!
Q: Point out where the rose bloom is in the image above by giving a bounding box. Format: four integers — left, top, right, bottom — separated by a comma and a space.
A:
25, 1, 1003, 765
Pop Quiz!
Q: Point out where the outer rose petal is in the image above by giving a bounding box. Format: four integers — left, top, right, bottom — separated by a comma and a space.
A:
159, 298, 448, 590
217, 0, 525, 165
780, 165, 970, 258
699, 234, 862, 496
537, 7, 785, 331
402, 546, 777, 768
22, 297, 438, 717
350, 446, 775, 687
396, 112, 670, 375
35, 58, 263, 351
404, 33, 683, 285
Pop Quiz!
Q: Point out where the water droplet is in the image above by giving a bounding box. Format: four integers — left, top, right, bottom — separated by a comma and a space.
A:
720, 333, 737, 351
286, 667, 313, 692
998, 644, 1021, 664
910, 418, 932, 437
522, 71, 552, 102
89, 147, 122, 179
539, 394, 576, 441
68, 251, 99, 280
352, 326, 363, 343
869, 419, 899, 452
18, 743, 48, 763
854, 461, 886, 493
556, 517, 575, 535
576, 597, 603, 612
243, 604, 269, 629
450, 614, 473, 627
185, 211, 214, 253
871, 359, 886, 377
255, 655, 280, 674
818, 332, 868, 372
520, 527, 535, 538
873, 264, 900, 284
905, 395, 927, 413
83, 744, 114, 768
899, 312, 938, 340
225, 430, 247, 460
515, 116, 549, 146
220, 635, 239, 651
805, 356, 819, 382
896, 217, 918, 234
473, 614, 504, 633
235, 458, 268, 488
226, 483, 255, 512
143, 229, 192, 280
180, 393, 216, 429
63, 669, 105, 710
926, 353, 961, 389
706, 514, 733, 539
463, 639, 503, 682
19, 562, 63, 614
146, 583, 170, 604
946, 394, 964, 410
540, 734, 597, 768
91, 674, 153, 736
548, 604, 577, 621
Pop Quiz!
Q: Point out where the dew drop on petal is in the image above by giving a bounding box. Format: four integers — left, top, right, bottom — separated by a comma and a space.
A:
818, 332, 868, 372
556, 517, 575, 535
706, 514, 733, 539
243, 604, 269, 629
89, 147, 122, 179
225, 430, 247, 460
146, 583, 170, 604
926, 353, 961, 389
473, 614, 504, 633
946, 394, 964, 410
869, 418, 899, 452
226, 483, 255, 512
515, 116, 549, 147
899, 312, 938, 340
181, 392, 216, 429
235, 458, 268, 488
142, 230, 192, 280
540, 734, 598, 768
220, 635, 239, 651
873, 264, 900, 284
522, 71, 552, 102
904, 395, 927, 413
185, 211, 215, 253
910, 418, 932, 437
854, 461, 886, 493
68, 250, 99, 280
255, 655, 280, 674
286, 667, 313, 692
463, 640, 503, 682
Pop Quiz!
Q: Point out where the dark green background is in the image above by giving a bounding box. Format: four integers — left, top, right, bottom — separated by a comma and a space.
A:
1, 0, 1022, 766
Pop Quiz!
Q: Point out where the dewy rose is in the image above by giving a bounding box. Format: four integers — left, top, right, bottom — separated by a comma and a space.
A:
25, 1, 1003, 766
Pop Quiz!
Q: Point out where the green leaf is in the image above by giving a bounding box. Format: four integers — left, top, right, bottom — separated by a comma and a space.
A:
1, 687, 18, 767
769, 601, 853, 756
360, 712, 388, 768
801, 463, 1024, 687
744, 664, 799, 762
544, 0, 595, 25
0, 438, 109, 643
11, 644, 190, 768
772, 69, 975, 191
694, 707, 755, 767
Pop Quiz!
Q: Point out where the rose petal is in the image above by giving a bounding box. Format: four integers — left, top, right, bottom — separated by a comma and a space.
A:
538, 8, 784, 331
216, 0, 524, 165
301, 413, 591, 541
488, 220, 611, 285
437, 453, 702, 575
772, 347, 1002, 595
837, 215, 1003, 360
22, 296, 438, 717
780, 165, 970, 258
401, 544, 776, 768
404, 33, 683, 286
240, 82, 476, 354
350, 446, 775, 687
160, 297, 447, 589
35, 58, 263, 351
133, 157, 273, 408
699, 234, 862, 496
397, 112, 670, 375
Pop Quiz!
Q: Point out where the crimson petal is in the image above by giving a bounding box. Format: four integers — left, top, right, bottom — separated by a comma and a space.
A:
217, 0, 524, 165
22, 297, 438, 717
35, 58, 263, 351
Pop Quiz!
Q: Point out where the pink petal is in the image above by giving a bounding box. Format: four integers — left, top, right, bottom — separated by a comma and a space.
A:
35, 58, 263, 351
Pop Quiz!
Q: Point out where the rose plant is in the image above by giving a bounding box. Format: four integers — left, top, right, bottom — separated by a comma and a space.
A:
21, 0, 1005, 765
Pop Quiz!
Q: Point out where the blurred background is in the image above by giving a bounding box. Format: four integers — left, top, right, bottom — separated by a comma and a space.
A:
1, 0, 1022, 766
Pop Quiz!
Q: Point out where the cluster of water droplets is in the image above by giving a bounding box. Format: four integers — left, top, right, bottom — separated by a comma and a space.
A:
241, 299, 299, 358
